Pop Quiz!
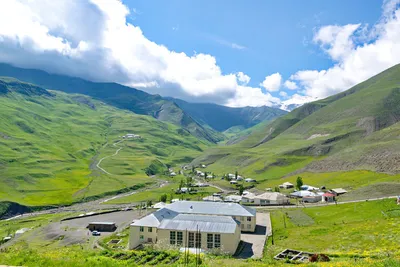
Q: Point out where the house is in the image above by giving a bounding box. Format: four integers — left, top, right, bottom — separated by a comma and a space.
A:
203, 195, 223, 202
300, 185, 319, 191
236, 177, 243, 181
87, 222, 117, 232
253, 192, 290, 205
302, 195, 322, 203
228, 173, 235, 179
170, 172, 177, 177
245, 178, 256, 183
230, 180, 238, 185
331, 188, 347, 195
125, 133, 141, 139
224, 195, 242, 203
206, 175, 213, 179
201, 164, 207, 168
241, 192, 256, 203
129, 201, 256, 254
290, 191, 317, 198
280, 182, 294, 189
323, 192, 336, 202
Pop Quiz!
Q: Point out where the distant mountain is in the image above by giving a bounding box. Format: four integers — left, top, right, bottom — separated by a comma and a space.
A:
192, 63, 400, 196
0, 63, 223, 143
166, 97, 287, 132
0, 77, 209, 207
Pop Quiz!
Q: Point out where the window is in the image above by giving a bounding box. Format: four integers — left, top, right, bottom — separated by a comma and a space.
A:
188, 232, 195, 248
148, 238, 152, 242
139, 226, 144, 232
195, 232, 201, 248
240, 217, 244, 221
207, 234, 213, 249
247, 217, 252, 222
170, 231, 176, 245
214, 234, 221, 248
140, 235, 144, 240
241, 223, 244, 229
177, 232, 183, 245
148, 227, 152, 232
247, 224, 251, 230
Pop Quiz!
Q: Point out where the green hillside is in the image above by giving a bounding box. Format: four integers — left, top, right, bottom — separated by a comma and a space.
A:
0, 78, 208, 206
192, 64, 400, 194
0, 63, 224, 143
167, 97, 287, 132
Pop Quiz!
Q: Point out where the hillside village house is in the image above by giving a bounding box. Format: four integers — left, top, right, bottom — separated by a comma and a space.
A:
280, 182, 294, 189
254, 192, 290, 205
129, 201, 256, 255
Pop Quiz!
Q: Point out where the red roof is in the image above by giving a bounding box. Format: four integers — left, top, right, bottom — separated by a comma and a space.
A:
323, 192, 335, 197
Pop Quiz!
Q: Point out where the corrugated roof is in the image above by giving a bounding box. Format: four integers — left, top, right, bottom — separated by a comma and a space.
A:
255, 192, 288, 201
158, 214, 238, 233
165, 201, 256, 217
89, 222, 116, 225
131, 208, 179, 227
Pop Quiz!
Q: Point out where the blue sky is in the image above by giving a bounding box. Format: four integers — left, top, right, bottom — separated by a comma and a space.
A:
127, 0, 382, 100
1, 0, 400, 109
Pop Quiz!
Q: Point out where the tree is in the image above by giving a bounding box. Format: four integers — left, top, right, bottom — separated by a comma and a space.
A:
274, 186, 280, 192
186, 176, 193, 188
179, 179, 185, 190
239, 184, 244, 195
235, 170, 238, 180
147, 200, 153, 207
191, 166, 195, 174
169, 191, 174, 203
296, 176, 303, 190
160, 194, 167, 203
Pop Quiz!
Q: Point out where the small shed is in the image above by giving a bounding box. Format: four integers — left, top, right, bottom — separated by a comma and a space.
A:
241, 193, 256, 203
153, 202, 166, 209
87, 222, 117, 232
323, 192, 336, 202
290, 191, 317, 198
280, 182, 294, 189
331, 188, 347, 195
230, 180, 238, 185
224, 195, 242, 203
302, 195, 322, 203
245, 178, 256, 183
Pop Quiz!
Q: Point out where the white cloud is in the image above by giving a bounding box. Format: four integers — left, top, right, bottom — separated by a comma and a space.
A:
260, 73, 282, 92
285, 0, 400, 104
284, 80, 298, 90
0, 0, 266, 107
226, 85, 280, 107
279, 91, 288, 98
236, 72, 251, 85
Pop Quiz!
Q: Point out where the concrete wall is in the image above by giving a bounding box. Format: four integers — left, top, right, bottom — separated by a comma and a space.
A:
157, 227, 240, 255
129, 225, 158, 249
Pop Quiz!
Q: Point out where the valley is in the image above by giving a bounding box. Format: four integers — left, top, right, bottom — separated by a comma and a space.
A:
0, 64, 400, 267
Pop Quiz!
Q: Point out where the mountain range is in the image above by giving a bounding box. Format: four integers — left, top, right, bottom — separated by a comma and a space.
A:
0, 64, 285, 143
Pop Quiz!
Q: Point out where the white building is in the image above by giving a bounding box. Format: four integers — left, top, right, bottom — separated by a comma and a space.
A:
129, 201, 256, 254
280, 182, 294, 189
254, 192, 290, 205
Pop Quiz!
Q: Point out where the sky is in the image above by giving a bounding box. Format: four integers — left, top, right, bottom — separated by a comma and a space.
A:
0, 0, 400, 110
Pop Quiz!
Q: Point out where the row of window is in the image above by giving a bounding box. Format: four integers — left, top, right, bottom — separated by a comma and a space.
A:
170, 231, 221, 249
139, 226, 153, 232
241, 224, 252, 230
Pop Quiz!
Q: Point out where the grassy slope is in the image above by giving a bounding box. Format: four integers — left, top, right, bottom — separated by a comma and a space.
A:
269, 199, 400, 256
192, 64, 400, 192
0, 63, 223, 143
0, 78, 209, 206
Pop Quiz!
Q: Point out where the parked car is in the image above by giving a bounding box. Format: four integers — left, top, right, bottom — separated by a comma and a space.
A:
92, 231, 101, 236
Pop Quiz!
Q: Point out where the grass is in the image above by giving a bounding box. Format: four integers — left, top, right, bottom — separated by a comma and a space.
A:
0, 78, 210, 207
267, 199, 400, 257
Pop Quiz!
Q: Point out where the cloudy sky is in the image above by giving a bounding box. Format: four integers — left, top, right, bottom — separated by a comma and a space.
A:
0, 0, 400, 110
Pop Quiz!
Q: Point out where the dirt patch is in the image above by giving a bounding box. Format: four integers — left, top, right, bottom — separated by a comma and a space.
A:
357, 117, 377, 136
338, 183, 400, 202
307, 134, 330, 140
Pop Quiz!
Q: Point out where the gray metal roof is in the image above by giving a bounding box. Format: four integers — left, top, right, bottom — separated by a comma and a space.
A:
88, 222, 116, 225
131, 208, 179, 227
165, 201, 256, 217
158, 214, 238, 234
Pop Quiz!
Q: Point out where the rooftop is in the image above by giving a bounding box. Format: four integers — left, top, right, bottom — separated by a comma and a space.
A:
255, 192, 288, 201
165, 201, 256, 217
131, 208, 179, 227
88, 222, 116, 225
158, 214, 238, 234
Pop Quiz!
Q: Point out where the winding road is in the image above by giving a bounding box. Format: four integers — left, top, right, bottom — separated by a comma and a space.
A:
96, 139, 124, 175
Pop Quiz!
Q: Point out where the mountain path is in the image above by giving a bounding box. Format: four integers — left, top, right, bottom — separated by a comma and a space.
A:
96, 139, 124, 175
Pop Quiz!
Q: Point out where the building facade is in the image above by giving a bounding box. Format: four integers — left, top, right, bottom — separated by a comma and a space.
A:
129, 201, 256, 254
